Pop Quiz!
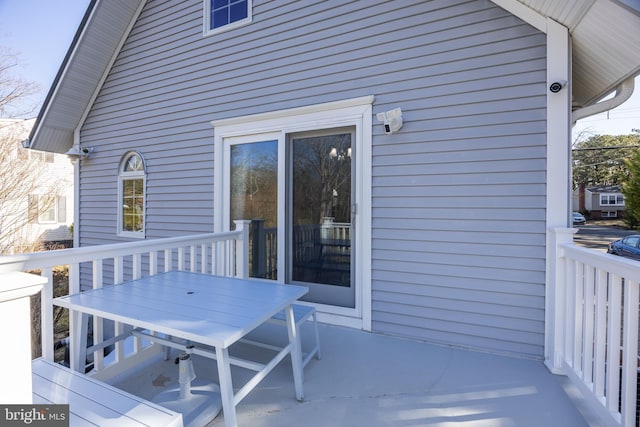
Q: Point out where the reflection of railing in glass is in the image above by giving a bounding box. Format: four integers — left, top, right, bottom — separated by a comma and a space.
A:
250, 218, 350, 286
249, 219, 277, 279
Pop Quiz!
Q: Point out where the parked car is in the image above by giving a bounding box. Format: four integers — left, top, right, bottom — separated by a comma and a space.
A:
607, 235, 640, 260
572, 212, 586, 225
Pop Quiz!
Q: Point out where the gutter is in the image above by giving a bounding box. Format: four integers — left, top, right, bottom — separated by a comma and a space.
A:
572, 77, 635, 124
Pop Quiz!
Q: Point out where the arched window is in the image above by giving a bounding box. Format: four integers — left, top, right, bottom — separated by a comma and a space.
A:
118, 152, 146, 237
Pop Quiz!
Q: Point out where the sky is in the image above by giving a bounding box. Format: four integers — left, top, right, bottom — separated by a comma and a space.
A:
0, 0, 91, 116
0, 0, 638, 136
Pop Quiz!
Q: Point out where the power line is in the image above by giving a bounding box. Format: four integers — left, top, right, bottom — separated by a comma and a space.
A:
572, 145, 640, 151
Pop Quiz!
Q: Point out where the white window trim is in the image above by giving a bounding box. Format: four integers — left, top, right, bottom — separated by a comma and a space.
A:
212, 96, 374, 331
599, 193, 625, 206
203, 0, 253, 37
117, 153, 146, 239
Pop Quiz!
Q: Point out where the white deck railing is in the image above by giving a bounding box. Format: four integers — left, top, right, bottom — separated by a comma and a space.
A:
551, 228, 639, 427
0, 221, 249, 375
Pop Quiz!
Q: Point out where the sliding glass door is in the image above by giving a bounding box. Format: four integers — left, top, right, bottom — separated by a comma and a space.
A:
227, 128, 355, 308
289, 130, 354, 307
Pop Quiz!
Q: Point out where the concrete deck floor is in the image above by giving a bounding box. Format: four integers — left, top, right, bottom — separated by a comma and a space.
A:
111, 323, 598, 427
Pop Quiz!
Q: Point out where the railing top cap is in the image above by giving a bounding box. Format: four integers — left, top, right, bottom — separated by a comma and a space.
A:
0, 271, 47, 301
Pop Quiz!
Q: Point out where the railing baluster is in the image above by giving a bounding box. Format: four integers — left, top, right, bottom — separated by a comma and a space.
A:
190, 245, 196, 272
132, 253, 142, 280
149, 250, 157, 275
620, 279, 639, 426
583, 265, 595, 384
201, 243, 207, 274
164, 249, 172, 272
40, 267, 54, 361
178, 247, 185, 271
593, 269, 608, 398
92, 260, 104, 371
574, 261, 585, 372
113, 256, 124, 363
565, 258, 576, 367
606, 274, 622, 414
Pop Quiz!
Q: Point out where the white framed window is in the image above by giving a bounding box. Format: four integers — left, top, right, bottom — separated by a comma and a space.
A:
17, 144, 54, 163
213, 96, 374, 329
118, 152, 146, 238
204, 0, 252, 36
29, 195, 67, 224
600, 194, 624, 206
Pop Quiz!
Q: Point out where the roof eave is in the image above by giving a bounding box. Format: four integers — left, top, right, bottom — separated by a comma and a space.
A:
27, 0, 146, 154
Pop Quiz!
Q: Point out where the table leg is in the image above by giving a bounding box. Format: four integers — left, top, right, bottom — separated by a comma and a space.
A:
216, 346, 237, 427
285, 304, 304, 400
70, 311, 88, 372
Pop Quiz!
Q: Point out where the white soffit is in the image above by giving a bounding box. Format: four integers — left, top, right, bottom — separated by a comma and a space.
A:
500, 0, 640, 107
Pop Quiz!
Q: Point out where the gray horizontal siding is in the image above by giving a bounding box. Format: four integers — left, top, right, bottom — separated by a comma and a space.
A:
79, 0, 547, 358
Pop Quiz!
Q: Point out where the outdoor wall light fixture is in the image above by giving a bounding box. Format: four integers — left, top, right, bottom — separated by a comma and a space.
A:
376, 108, 403, 134
329, 147, 351, 159
65, 145, 94, 160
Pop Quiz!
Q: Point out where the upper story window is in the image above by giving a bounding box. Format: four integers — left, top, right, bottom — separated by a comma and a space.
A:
118, 152, 146, 238
204, 0, 251, 35
17, 144, 54, 163
600, 194, 624, 206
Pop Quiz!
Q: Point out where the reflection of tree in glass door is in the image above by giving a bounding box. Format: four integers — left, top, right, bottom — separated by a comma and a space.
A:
291, 132, 352, 290
230, 140, 278, 279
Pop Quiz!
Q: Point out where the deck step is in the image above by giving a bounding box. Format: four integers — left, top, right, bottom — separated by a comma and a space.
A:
32, 358, 183, 427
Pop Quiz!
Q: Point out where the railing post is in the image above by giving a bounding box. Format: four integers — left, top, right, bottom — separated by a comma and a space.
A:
252, 219, 266, 279
234, 220, 251, 279
68, 262, 88, 372
0, 272, 47, 403
545, 226, 576, 373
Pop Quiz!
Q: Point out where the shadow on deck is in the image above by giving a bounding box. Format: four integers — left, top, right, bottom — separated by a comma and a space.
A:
109, 323, 595, 427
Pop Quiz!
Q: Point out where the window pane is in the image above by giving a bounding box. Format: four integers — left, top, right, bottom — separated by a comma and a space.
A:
122, 178, 144, 232
213, 9, 228, 28
230, 141, 277, 279
230, 1, 248, 22
39, 196, 57, 223
124, 153, 144, 172
213, 0, 229, 9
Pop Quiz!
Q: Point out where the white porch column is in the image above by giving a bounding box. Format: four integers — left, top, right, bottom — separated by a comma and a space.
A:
544, 17, 572, 374
0, 272, 47, 403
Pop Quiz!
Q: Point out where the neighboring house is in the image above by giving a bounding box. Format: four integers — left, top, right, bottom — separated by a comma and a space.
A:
24, 0, 640, 361
0, 119, 73, 254
584, 185, 626, 219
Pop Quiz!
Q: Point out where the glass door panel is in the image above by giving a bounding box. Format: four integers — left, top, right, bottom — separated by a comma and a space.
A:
230, 140, 278, 279
289, 130, 355, 307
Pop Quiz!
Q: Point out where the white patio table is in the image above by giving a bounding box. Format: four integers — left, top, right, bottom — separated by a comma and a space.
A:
53, 270, 308, 427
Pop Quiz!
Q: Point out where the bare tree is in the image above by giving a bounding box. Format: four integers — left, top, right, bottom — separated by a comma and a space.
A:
0, 47, 41, 118
0, 119, 69, 254
0, 47, 71, 359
